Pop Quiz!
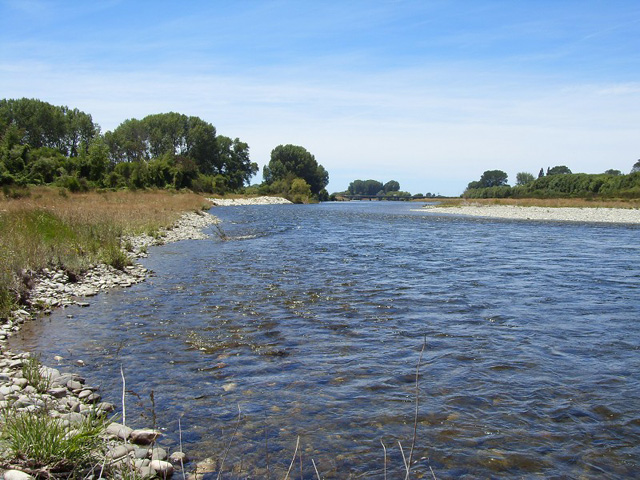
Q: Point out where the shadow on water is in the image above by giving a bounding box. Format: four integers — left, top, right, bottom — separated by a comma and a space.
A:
10, 202, 640, 479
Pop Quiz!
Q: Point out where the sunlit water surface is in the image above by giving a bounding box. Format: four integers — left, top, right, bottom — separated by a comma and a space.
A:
12, 202, 640, 479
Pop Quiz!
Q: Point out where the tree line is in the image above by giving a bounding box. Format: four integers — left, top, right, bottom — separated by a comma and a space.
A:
0, 98, 329, 202
464, 163, 640, 199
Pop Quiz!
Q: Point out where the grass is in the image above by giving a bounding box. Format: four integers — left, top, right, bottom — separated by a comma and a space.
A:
0, 187, 210, 319
1, 407, 108, 474
1, 354, 108, 476
435, 197, 640, 209
21, 355, 52, 394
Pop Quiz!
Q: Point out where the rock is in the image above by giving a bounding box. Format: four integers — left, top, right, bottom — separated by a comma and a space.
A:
13, 378, 28, 388
0, 385, 14, 396
67, 379, 83, 391
150, 447, 168, 461
169, 451, 188, 464
107, 443, 136, 460
60, 412, 84, 425
4, 469, 34, 480
48, 387, 68, 398
131, 428, 162, 445
78, 389, 101, 403
137, 466, 154, 478
97, 401, 116, 412
149, 460, 174, 478
194, 458, 217, 475
134, 447, 150, 459
107, 422, 133, 440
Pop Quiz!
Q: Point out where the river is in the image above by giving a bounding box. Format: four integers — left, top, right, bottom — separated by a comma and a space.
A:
11, 201, 640, 479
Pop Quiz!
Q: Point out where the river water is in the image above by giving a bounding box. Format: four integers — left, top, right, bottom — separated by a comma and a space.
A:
11, 202, 640, 479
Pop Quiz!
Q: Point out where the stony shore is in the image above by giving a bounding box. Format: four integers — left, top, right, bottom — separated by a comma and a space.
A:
0, 209, 219, 479
208, 196, 291, 206
421, 204, 640, 224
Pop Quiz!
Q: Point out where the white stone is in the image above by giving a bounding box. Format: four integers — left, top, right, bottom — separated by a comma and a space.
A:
150, 460, 174, 477
4, 469, 34, 480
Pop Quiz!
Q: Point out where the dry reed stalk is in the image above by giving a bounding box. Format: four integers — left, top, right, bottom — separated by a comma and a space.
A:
380, 440, 387, 480
407, 339, 427, 479
311, 459, 321, 480
120, 365, 126, 430
283, 436, 300, 480
217, 405, 242, 480
398, 441, 409, 477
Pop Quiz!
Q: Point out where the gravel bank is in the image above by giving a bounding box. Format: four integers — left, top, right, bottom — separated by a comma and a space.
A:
421, 205, 640, 224
208, 196, 291, 206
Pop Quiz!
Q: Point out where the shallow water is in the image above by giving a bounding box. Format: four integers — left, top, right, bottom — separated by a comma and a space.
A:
11, 202, 640, 478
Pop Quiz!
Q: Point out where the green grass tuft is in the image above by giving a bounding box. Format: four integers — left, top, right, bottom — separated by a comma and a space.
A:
1, 408, 108, 472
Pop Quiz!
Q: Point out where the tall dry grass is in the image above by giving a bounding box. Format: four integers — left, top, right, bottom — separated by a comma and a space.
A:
0, 187, 210, 318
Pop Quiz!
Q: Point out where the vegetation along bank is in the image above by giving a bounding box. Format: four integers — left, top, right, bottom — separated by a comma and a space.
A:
0, 188, 223, 478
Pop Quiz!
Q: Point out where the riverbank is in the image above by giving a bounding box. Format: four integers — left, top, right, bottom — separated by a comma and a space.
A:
421, 204, 640, 224
0, 191, 219, 479
208, 196, 292, 206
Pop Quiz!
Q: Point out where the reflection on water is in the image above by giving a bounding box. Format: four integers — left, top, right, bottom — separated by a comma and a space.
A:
11, 202, 640, 478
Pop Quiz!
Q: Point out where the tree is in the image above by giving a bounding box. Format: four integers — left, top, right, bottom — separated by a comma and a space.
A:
216, 136, 258, 190
538, 168, 545, 178
631, 160, 640, 174
547, 165, 572, 175
263, 144, 328, 196
604, 169, 622, 176
0, 98, 98, 156
383, 180, 400, 193
478, 170, 508, 187
516, 172, 535, 185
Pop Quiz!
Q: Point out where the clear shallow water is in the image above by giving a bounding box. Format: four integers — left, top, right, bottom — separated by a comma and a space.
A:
11, 202, 640, 479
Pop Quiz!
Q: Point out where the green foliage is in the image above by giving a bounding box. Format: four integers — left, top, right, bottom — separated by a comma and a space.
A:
348, 179, 383, 196
604, 169, 622, 176
263, 144, 329, 196
1, 98, 261, 193
547, 165, 572, 175
464, 172, 640, 199
1, 407, 107, 472
289, 177, 312, 203
0, 98, 98, 156
516, 172, 535, 185
631, 160, 640, 174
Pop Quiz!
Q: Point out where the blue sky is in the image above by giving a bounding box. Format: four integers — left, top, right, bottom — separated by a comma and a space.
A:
1, 0, 639, 195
